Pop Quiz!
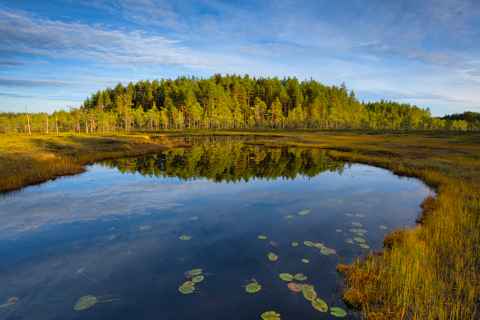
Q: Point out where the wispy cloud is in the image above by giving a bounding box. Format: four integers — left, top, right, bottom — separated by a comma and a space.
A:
0, 78, 72, 88
0, 8, 206, 67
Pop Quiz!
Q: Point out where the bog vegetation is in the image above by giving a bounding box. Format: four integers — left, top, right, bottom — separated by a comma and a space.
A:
1, 75, 479, 134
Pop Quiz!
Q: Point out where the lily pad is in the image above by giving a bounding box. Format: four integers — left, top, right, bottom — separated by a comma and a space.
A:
74, 295, 98, 311
379, 225, 388, 230
351, 222, 363, 227
291, 241, 299, 247
294, 273, 308, 281
178, 283, 195, 295
287, 282, 303, 293
302, 284, 317, 301
359, 243, 370, 249
345, 238, 354, 244
285, 215, 295, 219
267, 252, 279, 262
312, 298, 328, 312
301, 258, 310, 264
185, 269, 203, 277
320, 247, 337, 256
261, 310, 281, 320
279, 273, 294, 282
298, 209, 311, 216
330, 306, 347, 317
303, 241, 315, 247
258, 235, 268, 240
353, 237, 366, 243
0, 297, 19, 309
245, 281, 262, 294
179, 235, 192, 241
192, 275, 205, 283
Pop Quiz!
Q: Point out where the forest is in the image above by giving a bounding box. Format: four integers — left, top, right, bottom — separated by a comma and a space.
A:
0, 75, 477, 134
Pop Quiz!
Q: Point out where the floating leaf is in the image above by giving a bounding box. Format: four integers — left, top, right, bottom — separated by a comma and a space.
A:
0, 297, 19, 309
287, 282, 303, 293
267, 252, 279, 262
359, 243, 370, 249
279, 273, 294, 282
354, 237, 366, 243
345, 238, 354, 244
349, 228, 367, 235
261, 310, 281, 320
179, 235, 192, 241
245, 280, 262, 294
178, 283, 195, 295
73, 295, 98, 311
291, 241, 299, 247
192, 275, 205, 283
303, 241, 315, 247
285, 215, 295, 219
355, 213, 366, 218
312, 298, 328, 312
298, 209, 311, 216
294, 273, 308, 281
379, 225, 388, 230
258, 235, 268, 240
185, 269, 203, 278
301, 258, 310, 264
330, 307, 347, 317
302, 284, 317, 301
320, 247, 337, 256
351, 222, 363, 227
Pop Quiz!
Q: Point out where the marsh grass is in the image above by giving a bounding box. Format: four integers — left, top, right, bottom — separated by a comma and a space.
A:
1, 130, 479, 319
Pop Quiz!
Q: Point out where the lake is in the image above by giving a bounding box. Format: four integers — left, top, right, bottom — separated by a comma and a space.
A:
0, 141, 432, 319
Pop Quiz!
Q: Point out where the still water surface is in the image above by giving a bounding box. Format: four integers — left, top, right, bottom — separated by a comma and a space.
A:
0, 142, 432, 319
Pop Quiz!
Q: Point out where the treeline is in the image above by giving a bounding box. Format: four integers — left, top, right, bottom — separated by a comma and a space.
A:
101, 142, 345, 182
0, 75, 475, 133
441, 111, 480, 130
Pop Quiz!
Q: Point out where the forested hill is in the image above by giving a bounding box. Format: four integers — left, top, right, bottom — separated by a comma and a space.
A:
0, 75, 475, 133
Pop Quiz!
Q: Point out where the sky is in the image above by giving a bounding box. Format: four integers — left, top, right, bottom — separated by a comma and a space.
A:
0, 0, 479, 116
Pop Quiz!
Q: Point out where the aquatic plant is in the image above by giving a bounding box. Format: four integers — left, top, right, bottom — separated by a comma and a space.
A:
353, 237, 366, 243
258, 235, 268, 240
279, 273, 294, 282
287, 282, 303, 293
261, 310, 281, 320
311, 298, 328, 312
294, 273, 308, 281
0, 297, 18, 309
192, 275, 205, 283
301, 258, 310, 264
178, 282, 195, 294
298, 209, 311, 216
330, 306, 347, 317
179, 235, 192, 241
302, 284, 317, 301
185, 269, 203, 278
303, 241, 314, 247
351, 222, 363, 227
267, 252, 279, 262
245, 280, 262, 294
73, 295, 98, 311
291, 241, 299, 247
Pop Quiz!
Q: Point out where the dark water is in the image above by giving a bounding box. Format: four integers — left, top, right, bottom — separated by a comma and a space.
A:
0, 142, 432, 319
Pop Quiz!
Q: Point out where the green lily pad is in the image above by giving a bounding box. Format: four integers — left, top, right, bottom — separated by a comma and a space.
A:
258, 235, 268, 240
359, 243, 370, 249
298, 209, 311, 216
179, 235, 192, 241
192, 275, 205, 283
285, 215, 295, 219
354, 237, 366, 243
351, 222, 363, 227
379, 225, 388, 230
267, 252, 278, 262
320, 247, 337, 256
294, 273, 308, 281
302, 284, 317, 301
245, 281, 262, 294
303, 241, 314, 247
301, 258, 310, 264
291, 241, 299, 247
312, 298, 328, 312
185, 269, 203, 277
178, 283, 195, 294
345, 238, 354, 244
330, 306, 347, 317
73, 295, 98, 311
261, 310, 281, 320
279, 273, 294, 281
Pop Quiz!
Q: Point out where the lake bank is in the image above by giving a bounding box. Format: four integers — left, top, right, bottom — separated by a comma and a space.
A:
1, 130, 479, 319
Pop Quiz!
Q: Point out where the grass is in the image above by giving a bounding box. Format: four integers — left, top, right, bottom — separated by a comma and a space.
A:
1, 130, 479, 319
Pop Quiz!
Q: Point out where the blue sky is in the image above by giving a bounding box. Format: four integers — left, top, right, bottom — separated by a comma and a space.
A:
0, 0, 479, 116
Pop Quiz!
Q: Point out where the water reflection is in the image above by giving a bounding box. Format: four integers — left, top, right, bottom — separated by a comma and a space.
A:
0, 142, 432, 320
101, 142, 346, 181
